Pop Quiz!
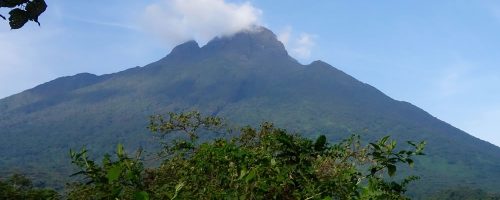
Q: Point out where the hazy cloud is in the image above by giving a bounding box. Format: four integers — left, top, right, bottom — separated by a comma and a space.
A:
436, 62, 474, 98
0, 28, 60, 98
277, 26, 292, 46
67, 15, 140, 31
438, 70, 464, 97
141, 0, 262, 46
277, 26, 316, 60
293, 33, 316, 59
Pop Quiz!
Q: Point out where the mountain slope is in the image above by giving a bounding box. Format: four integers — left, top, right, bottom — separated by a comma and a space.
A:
0, 27, 499, 196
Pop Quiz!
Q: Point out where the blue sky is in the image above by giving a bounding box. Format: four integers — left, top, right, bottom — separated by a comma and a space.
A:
1, 0, 499, 147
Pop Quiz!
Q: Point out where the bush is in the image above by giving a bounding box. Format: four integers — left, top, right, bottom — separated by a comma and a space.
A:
0, 174, 60, 200
68, 111, 425, 200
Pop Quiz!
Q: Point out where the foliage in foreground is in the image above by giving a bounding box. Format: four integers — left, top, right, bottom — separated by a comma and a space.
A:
67, 111, 425, 200
0, 174, 59, 200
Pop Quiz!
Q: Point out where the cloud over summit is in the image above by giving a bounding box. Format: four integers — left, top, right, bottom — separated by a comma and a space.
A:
142, 0, 262, 46
278, 26, 316, 61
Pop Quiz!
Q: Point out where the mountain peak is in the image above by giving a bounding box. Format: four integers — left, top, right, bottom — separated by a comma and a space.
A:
171, 40, 200, 53
201, 26, 290, 59
165, 40, 201, 61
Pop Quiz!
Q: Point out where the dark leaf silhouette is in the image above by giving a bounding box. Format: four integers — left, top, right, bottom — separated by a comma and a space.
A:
1, 0, 46, 29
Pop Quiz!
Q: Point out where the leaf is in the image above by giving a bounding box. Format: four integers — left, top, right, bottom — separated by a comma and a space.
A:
8, 8, 28, 29
390, 141, 397, 149
370, 143, 380, 150
406, 158, 414, 167
25, 0, 47, 24
245, 168, 257, 183
126, 170, 136, 180
117, 143, 125, 156
134, 191, 149, 200
107, 165, 122, 183
175, 181, 185, 192
380, 136, 390, 144
387, 164, 396, 177
0, 0, 29, 8
111, 187, 124, 198
70, 171, 86, 177
171, 181, 185, 200
270, 158, 276, 166
238, 168, 247, 180
314, 135, 327, 151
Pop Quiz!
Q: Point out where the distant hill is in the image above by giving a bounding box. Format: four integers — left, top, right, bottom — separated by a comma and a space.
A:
0, 27, 499, 197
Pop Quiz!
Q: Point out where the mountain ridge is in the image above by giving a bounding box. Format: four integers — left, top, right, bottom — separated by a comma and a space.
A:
0, 27, 499, 197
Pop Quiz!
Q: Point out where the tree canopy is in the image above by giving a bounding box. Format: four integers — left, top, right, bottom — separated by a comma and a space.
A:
2, 111, 494, 199
67, 111, 426, 200
0, 174, 59, 199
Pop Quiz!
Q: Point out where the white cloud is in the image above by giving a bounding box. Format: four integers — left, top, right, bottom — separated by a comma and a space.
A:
141, 0, 262, 46
293, 33, 316, 59
277, 26, 292, 46
277, 27, 316, 61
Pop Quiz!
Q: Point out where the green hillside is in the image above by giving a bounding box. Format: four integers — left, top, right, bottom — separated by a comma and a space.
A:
0, 27, 499, 197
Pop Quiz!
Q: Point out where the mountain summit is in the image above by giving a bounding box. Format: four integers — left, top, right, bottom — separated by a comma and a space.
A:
162, 26, 294, 65
203, 27, 290, 58
0, 27, 499, 196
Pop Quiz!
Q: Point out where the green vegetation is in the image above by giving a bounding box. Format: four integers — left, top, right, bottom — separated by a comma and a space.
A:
0, 174, 59, 199
0, 0, 47, 29
1, 111, 497, 199
429, 187, 500, 200
66, 111, 425, 199
0, 111, 428, 199
1, 27, 499, 197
